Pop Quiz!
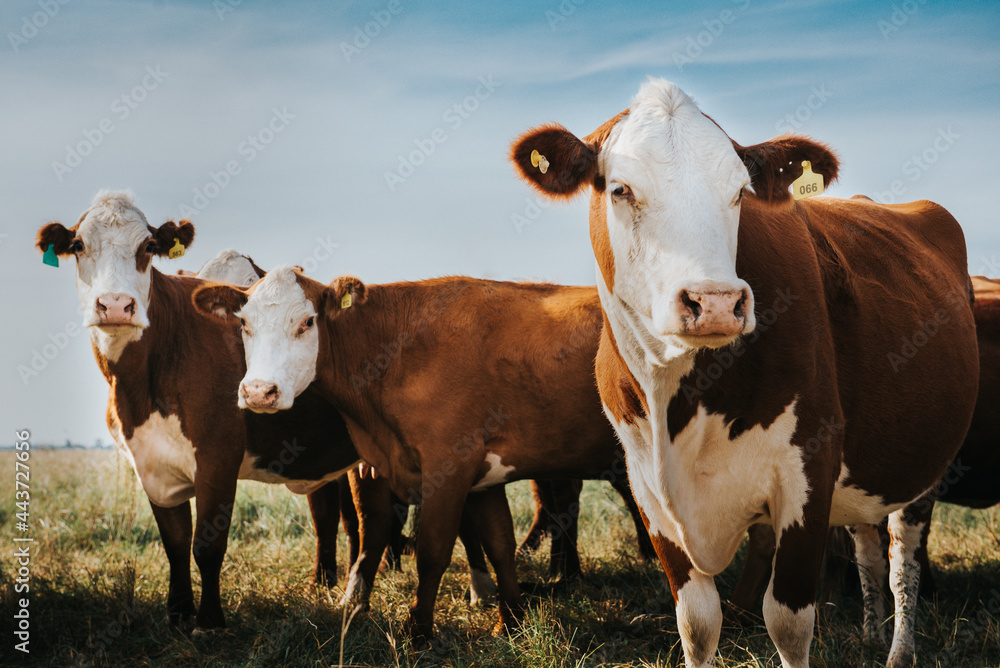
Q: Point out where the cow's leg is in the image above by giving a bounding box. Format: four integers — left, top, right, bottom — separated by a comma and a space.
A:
730, 523, 775, 615
191, 477, 238, 632
548, 478, 582, 580
641, 511, 720, 668
342, 469, 393, 611
517, 480, 553, 556
307, 482, 341, 587
885, 494, 934, 668
764, 516, 830, 668
339, 474, 360, 571
382, 493, 407, 571
915, 519, 936, 598
847, 523, 889, 646
459, 505, 497, 606
408, 468, 475, 639
149, 500, 195, 625
610, 476, 657, 562
464, 486, 523, 634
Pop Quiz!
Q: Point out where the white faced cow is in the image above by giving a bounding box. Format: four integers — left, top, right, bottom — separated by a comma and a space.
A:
510, 79, 978, 667
36, 191, 361, 631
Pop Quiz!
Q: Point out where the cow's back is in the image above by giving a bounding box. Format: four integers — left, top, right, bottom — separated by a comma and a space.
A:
367, 279, 616, 479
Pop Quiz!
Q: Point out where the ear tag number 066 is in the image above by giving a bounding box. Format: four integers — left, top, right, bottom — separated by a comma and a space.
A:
792, 160, 824, 200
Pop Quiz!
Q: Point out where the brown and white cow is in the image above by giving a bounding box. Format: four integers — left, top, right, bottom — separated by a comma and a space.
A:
191, 250, 509, 610
192, 269, 649, 637
35, 192, 362, 631
510, 79, 978, 667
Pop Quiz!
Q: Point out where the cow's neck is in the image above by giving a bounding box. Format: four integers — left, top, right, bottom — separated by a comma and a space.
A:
93, 270, 192, 436
314, 283, 409, 424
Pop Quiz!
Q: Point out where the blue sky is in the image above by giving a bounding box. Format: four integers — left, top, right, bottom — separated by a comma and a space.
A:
3, 0, 998, 444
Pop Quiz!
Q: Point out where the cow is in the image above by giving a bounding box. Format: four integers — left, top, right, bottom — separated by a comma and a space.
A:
732, 275, 1000, 613
192, 249, 366, 586
35, 192, 362, 632
191, 249, 502, 610
509, 78, 978, 668
192, 270, 651, 638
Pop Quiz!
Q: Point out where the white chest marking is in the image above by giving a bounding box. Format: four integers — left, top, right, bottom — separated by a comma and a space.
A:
612, 400, 808, 575
470, 452, 515, 492
115, 413, 197, 508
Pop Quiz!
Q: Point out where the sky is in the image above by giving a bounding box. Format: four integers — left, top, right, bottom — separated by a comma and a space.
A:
2, 0, 998, 445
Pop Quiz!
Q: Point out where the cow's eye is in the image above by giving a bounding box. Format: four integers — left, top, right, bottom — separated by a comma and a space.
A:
145, 240, 157, 253
305, 317, 314, 328
297, 316, 314, 335
70, 240, 84, 253
611, 183, 632, 199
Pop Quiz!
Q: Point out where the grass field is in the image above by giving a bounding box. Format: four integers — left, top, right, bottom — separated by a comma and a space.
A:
1, 449, 998, 667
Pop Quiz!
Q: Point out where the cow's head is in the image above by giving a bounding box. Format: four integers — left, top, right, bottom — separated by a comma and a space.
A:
192, 266, 366, 412
511, 78, 838, 356
194, 249, 266, 287
36, 190, 195, 361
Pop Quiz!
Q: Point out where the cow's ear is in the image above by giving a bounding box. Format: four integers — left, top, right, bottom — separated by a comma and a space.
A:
323, 275, 367, 320
36, 222, 76, 256
734, 134, 839, 203
510, 124, 599, 199
151, 219, 196, 257
245, 256, 267, 279
192, 283, 248, 322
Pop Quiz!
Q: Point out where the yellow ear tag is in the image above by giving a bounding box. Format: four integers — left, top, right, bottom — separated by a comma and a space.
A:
341, 293, 353, 309
530, 149, 549, 175
168, 238, 185, 259
791, 160, 824, 200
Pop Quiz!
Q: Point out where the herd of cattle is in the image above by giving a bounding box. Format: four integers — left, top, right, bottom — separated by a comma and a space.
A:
36, 79, 997, 667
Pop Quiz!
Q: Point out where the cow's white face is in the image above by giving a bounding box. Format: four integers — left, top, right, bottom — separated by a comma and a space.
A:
236, 267, 319, 412
196, 249, 260, 287
71, 192, 159, 359
600, 80, 755, 356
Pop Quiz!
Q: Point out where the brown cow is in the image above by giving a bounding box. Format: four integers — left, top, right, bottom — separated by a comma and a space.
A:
509, 78, 978, 667
191, 250, 503, 608
35, 192, 362, 631
193, 270, 648, 637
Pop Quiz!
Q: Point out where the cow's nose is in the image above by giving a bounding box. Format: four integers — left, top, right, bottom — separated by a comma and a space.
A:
677, 286, 750, 337
240, 380, 281, 409
96, 294, 137, 325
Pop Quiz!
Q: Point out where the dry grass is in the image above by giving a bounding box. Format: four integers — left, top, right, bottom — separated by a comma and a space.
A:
1, 449, 998, 667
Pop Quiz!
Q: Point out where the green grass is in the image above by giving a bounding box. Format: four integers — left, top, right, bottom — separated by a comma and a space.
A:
2, 450, 998, 667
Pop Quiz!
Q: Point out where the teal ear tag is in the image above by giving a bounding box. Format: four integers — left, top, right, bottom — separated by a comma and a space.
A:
42, 244, 59, 268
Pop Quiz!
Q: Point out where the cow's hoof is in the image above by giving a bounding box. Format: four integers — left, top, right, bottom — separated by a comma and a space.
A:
191, 625, 225, 638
